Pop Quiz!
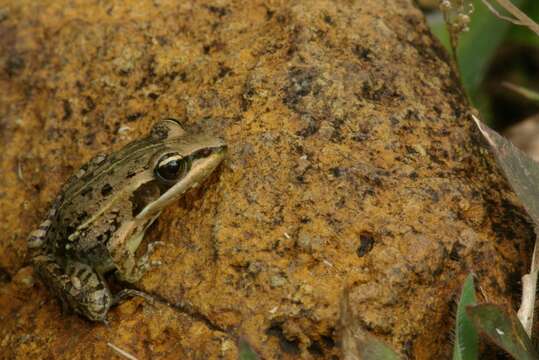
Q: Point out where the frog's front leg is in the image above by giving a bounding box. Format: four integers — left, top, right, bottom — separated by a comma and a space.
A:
111, 241, 163, 283
33, 254, 113, 322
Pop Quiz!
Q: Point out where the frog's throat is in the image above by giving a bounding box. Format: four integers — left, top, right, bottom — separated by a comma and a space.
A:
126, 212, 160, 254
135, 150, 225, 220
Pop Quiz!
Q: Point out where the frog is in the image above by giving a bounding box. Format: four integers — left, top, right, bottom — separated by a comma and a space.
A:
27, 119, 226, 322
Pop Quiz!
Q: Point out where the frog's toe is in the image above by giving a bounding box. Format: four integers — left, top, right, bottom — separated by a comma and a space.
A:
139, 242, 164, 268
135, 258, 161, 275
147, 241, 165, 254
112, 288, 155, 306
150, 259, 162, 267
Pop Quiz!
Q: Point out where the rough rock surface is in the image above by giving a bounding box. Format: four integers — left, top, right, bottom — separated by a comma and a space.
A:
0, 0, 534, 359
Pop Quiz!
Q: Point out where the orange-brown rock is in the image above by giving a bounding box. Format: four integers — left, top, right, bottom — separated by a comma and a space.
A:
0, 0, 533, 359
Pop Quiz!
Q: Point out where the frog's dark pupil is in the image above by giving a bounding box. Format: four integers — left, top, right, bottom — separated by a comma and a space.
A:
158, 160, 181, 180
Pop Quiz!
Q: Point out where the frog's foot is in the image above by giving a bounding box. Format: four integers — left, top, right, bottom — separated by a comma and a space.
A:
138, 241, 164, 269
112, 288, 155, 306
114, 241, 164, 283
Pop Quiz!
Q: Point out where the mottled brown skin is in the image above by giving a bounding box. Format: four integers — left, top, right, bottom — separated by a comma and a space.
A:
28, 120, 226, 321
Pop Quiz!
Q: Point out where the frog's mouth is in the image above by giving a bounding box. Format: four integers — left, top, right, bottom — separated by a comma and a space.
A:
135, 145, 226, 220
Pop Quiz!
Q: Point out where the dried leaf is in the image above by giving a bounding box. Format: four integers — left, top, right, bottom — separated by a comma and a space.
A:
472, 115, 539, 336
467, 304, 538, 359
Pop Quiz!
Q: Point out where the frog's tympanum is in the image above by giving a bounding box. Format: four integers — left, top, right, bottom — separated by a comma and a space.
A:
27, 119, 226, 322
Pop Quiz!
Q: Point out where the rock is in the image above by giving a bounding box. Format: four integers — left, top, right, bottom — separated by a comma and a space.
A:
0, 0, 533, 358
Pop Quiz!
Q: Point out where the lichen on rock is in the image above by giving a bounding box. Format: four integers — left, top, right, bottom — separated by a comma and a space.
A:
0, 0, 534, 359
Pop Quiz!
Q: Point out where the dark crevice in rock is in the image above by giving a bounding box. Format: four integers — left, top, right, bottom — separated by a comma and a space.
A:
266, 322, 301, 355
146, 290, 232, 336
307, 340, 324, 357
357, 232, 375, 257
0, 266, 11, 283
283, 66, 318, 111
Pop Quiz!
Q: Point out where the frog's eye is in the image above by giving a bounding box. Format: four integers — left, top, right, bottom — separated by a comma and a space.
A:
155, 153, 191, 184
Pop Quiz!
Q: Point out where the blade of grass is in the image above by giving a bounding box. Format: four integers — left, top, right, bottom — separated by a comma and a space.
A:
503, 82, 539, 103
238, 339, 260, 360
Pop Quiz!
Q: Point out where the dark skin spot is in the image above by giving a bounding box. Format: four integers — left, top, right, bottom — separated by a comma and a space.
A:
75, 268, 86, 278
81, 187, 93, 198
126, 170, 137, 178
77, 211, 88, 222
101, 184, 113, 197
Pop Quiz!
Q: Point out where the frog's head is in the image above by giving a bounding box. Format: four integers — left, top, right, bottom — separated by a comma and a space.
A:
132, 119, 227, 220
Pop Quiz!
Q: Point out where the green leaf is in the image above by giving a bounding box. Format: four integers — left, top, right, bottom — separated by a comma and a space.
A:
507, 0, 539, 46
467, 304, 538, 359
238, 339, 260, 360
453, 274, 478, 360
427, 13, 452, 52
457, 0, 528, 99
